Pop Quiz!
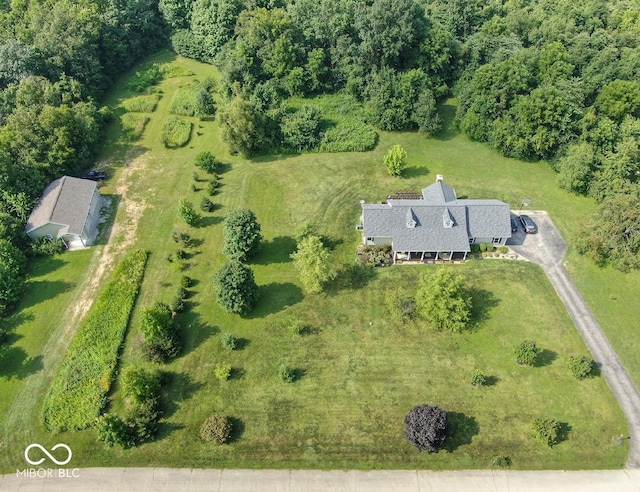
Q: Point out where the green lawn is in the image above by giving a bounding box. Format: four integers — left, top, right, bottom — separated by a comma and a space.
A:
0, 51, 634, 472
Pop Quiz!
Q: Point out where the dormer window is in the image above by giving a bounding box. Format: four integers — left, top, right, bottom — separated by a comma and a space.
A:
406, 208, 418, 228
443, 209, 454, 228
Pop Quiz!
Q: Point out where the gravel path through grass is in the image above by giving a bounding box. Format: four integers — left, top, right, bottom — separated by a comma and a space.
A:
510, 212, 640, 468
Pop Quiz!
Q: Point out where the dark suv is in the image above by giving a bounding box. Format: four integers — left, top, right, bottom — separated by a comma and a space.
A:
519, 215, 537, 234
80, 170, 107, 181
510, 217, 519, 233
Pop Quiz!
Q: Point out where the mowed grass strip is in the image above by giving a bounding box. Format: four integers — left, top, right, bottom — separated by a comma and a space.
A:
42, 249, 148, 431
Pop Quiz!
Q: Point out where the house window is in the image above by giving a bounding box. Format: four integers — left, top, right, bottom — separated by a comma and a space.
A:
469, 238, 475, 244
366, 237, 374, 242
492, 237, 501, 244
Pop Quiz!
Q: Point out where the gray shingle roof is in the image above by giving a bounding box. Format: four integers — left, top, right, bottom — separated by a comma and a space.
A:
421, 181, 457, 203
26, 176, 97, 235
362, 179, 511, 251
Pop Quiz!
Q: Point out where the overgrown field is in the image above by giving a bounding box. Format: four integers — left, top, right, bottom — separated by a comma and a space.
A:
42, 249, 147, 431
0, 52, 635, 472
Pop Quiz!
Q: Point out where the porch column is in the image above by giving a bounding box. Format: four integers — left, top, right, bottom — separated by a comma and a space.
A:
435, 251, 439, 260
420, 251, 425, 261
393, 250, 397, 265
463, 251, 467, 260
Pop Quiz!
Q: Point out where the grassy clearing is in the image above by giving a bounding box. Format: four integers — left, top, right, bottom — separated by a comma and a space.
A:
120, 113, 150, 141
170, 82, 215, 118
122, 94, 161, 113
42, 249, 147, 431
0, 51, 635, 472
161, 116, 193, 148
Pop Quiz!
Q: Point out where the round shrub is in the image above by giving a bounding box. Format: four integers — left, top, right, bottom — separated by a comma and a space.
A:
200, 415, 233, 444
180, 276, 192, 288
279, 364, 296, 383
567, 355, 595, 379
471, 369, 487, 387
214, 362, 232, 381
404, 404, 448, 453
221, 333, 238, 351
514, 339, 540, 366
531, 417, 560, 447
200, 197, 214, 212
479, 243, 487, 252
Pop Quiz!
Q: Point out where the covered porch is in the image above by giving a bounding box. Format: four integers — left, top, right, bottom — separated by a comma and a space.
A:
394, 250, 468, 264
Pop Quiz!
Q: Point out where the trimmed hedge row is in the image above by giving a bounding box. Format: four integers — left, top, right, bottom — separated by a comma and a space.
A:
42, 249, 148, 431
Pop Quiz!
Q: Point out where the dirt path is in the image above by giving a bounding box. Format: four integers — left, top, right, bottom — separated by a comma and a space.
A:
509, 212, 640, 469
2, 148, 149, 456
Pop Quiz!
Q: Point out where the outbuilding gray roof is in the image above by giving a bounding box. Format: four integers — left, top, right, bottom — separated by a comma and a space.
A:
362, 178, 511, 252
26, 176, 97, 235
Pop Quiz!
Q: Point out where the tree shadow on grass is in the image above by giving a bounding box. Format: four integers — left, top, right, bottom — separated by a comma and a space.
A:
27, 256, 67, 277
442, 412, 480, 453
468, 288, 500, 330
557, 422, 572, 445
161, 372, 204, 419
246, 282, 303, 318
535, 349, 558, 367
253, 236, 297, 265
403, 166, 429, 179
327, 263, 377, 294
483, 375, 500, 387
155, 422, 186, 442
199, 216, 223, 227
228, 417, 245, 443
177, 318, 219, 357
0, 346, 43, 380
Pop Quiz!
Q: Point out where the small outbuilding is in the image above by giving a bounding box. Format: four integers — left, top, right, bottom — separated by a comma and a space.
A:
25, 176, 102, 249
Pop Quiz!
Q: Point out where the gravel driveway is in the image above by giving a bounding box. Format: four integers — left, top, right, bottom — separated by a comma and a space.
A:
509, 211, 640, 469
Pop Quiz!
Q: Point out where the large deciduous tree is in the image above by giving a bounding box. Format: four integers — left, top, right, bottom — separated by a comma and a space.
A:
416, 268, 472, 332
404, 404, 448, 453
222, 209, 263, 261
290, 234, 336, 294
214, 261, 258, 315
0, 239, 27, 315
576, 186, 640, 272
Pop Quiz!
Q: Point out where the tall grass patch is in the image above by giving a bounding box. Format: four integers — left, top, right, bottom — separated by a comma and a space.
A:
169, 79, 215, 118
162, 117, 193, 148
42, 250, 148, 431
122, 94, 161, 113
120, 113, 150, 141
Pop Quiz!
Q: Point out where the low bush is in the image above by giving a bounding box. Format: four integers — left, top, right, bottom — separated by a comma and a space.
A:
288, 320, 308, 336
221, 333, 238, 351
479, 243, 487, 252
162, 117, 192, 148
279, 364, 296, 383
514, 339, 540, 366
471, 369, 487, 387
357, 244, 393, 267
96, 414, 131, 447
531, 417, 560, 447
207, 179, 219, 196
200, 415, 233, 443
172, 230, 191, 247
318, 122, 378, 152
195, 151, 221, 174
42, 250, 148, 431
125, 63, 162, 92
121, 366, 161, 404
404, 404, 448, 453
567, 355, 596, 379
121, 113, 150, 141
30, 237, 66, 256
170, 293, 185, 314
492, 456, 512, 467
201, 197, 214, 212
498, 246, 509, 254
140, 302, 181, 363
122, 94, 161, 113
471, 244, 481, 253
214, 362, 232, 381
180, 276, 192, 288
177, 198, 201, 227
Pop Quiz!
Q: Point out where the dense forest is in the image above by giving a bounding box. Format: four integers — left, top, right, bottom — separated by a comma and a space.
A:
1, 0, 640, 315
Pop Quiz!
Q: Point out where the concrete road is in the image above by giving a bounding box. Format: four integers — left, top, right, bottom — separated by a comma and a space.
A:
2, 468, 640, 492
509, 211, 640, 469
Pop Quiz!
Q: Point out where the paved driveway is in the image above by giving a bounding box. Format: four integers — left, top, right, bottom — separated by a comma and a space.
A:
509, 211, 640, 469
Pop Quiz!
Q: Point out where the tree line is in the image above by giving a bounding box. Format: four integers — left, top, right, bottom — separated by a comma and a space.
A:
161, 0, 640, 271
